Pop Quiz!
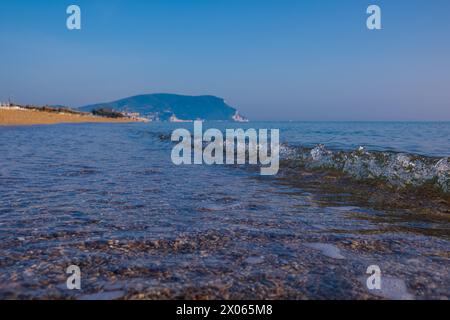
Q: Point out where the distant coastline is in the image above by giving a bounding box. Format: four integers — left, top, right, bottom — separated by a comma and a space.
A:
0, 93, 249, 126
79, 93, 249, 122
0, 106, 141, 126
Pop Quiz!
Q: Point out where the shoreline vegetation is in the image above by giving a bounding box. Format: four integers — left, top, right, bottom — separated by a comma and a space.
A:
0, 105, 145, 126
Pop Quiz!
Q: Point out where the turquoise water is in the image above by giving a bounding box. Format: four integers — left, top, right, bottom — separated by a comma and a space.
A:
0, 122, 448, 299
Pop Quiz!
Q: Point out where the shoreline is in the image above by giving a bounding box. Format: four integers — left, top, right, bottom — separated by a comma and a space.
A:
0, 107, 141, 126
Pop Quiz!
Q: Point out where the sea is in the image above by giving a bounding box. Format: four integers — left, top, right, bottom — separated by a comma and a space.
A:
0, 121, 449, 299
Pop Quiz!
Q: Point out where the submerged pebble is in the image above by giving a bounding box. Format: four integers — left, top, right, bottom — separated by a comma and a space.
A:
361, 277, 415, 300
244, 256, 265, 265
305, 243, 345, 260
79, 290, 125, 300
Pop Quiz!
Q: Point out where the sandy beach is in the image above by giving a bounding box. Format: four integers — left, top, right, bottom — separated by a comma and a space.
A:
0, 107, 139, 126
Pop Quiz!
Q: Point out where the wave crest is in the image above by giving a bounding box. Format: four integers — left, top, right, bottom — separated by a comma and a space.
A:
281, 144, 450, 193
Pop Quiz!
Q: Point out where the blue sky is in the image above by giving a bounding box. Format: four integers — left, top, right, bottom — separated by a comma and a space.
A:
0, 0, 449, 120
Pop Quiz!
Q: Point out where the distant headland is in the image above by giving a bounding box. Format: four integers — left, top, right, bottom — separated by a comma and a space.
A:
79, 93, 249, 122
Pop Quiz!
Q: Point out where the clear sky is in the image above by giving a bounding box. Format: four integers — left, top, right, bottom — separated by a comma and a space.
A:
0, 0, 449, 120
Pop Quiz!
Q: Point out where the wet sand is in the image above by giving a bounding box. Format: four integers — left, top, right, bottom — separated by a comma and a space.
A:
0, 108, 138, 126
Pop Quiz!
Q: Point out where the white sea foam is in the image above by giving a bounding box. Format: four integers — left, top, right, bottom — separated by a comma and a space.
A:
280, 144, 450, 193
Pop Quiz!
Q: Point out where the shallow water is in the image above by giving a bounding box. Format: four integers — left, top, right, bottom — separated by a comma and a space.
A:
0, 122, 449, 299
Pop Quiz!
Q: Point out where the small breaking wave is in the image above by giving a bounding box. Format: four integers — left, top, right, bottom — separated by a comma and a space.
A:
280, 144, 450, 193
152, 129, 449, 193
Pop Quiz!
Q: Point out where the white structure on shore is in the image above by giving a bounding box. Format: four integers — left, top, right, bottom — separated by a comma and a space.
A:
169, 114, 193, 123
232, 111, 249, 122
0, 102, 24, 111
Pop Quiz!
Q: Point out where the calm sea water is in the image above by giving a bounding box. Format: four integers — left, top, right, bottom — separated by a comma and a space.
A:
0, 122, 449, 299
115, 121, 450, 156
